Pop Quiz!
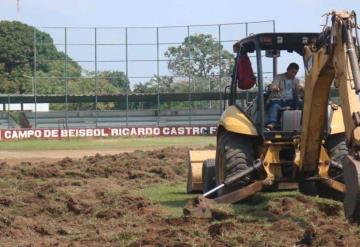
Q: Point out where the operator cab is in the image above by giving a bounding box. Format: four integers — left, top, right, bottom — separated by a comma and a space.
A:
230, 32, 319, 140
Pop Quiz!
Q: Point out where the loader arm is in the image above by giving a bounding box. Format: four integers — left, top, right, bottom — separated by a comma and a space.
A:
300, 11, 360, 173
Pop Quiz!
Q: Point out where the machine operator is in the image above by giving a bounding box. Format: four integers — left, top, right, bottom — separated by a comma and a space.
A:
266, 62, 304, 130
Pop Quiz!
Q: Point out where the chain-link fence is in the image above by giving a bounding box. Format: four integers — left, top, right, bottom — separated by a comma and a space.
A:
1, 20, 276, 129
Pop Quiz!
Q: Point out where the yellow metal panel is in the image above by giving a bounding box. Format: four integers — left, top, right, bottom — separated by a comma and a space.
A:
330, 106, 345, 135
187, 150, 216, 193
322, 179, 346, 193
318, 146, 331, 178
219, 105, 258, 136
189, 150, 216, 165
331, 12, 360, 145
300, 45, 333, 172
262, 145, 285, 179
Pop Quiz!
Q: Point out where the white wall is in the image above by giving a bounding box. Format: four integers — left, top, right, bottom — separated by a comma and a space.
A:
0, 103, 49, 112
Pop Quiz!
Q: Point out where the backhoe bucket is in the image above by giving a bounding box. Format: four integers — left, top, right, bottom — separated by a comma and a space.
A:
187, 150, 216, 193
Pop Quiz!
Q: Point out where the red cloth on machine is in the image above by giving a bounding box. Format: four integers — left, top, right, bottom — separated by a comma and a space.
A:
237, 54, 256, 90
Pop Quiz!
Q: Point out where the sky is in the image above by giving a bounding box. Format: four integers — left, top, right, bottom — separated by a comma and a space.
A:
0, 0, 359, 85
1, 0, 357, 30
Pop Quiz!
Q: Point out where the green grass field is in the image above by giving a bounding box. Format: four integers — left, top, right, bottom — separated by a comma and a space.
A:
139, 182, 344, 221
0, 136, 216, 151
138, 183, 194, 217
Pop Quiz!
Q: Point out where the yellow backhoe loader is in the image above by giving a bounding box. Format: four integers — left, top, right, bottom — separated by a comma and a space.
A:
187, 10, 360, 220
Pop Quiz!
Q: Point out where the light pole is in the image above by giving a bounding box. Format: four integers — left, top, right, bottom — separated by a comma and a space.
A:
24, 75, 37, 128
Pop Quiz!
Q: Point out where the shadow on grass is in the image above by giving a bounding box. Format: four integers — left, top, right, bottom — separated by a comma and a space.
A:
159, 199, 191, 210
168, 191, 190, 196
158, 192, 199, 210
156, 190, 309, 226
232, 191, 311, 227
141, 182, 314, 227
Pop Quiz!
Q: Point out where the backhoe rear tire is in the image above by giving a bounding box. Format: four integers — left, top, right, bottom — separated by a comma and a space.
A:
215, 131, 256, 196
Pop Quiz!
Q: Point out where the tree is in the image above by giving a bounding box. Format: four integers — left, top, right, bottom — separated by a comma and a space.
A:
164, 34, 234, 78
49, 71, 128, 111
0, 21, 131, 111
133, 76, 188, 94
162, 34, 234, 109
132, 76, 190, 110
89, 70, 129, 93
0, 21, 81, 94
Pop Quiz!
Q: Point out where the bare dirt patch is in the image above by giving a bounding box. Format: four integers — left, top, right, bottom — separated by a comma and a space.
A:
0, 148, 151, 165
0, 146, 359, 246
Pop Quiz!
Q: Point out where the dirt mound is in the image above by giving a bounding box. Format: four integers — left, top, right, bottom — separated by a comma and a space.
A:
0, 147, 195, 246
178, 193, 360, 246
8, 146, 189, 188
0, 147, 359, 246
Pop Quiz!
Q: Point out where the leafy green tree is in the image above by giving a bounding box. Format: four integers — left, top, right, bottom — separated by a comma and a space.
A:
163, 34, 233, 110
95, 71, 129, 93
0, 22, 126, 95
133, 76, 188, 94
50, 72, 127, 111
164, 34, 234, 78
0, 21, 131, 111
0, 21, 34, 74
0, 21, 81, 94
132, 76, 191, 110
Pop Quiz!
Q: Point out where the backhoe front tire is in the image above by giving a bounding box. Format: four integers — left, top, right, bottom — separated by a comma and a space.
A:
215, 131, 256, 196
325, 133, 349, 175
300, 134, 349, 199
316, 133, 349, 200
202, 159, 216, 197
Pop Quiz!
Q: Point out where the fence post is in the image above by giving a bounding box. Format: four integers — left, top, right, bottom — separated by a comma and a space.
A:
218, 24, 222, 111
64, 27, 68, 128
34, 77, 37, 128
187, 26, 192, 126
33, 27, 37, 128
156, 27, 160, 126
95, 27, 98, 127
125, 27, 129, 126
7, 95, 10, 129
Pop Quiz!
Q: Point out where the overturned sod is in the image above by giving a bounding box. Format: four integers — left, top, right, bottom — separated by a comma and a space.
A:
0, 146, 359, 246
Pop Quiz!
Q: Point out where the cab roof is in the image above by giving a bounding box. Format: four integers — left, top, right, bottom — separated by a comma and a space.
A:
233, 32, 319, 56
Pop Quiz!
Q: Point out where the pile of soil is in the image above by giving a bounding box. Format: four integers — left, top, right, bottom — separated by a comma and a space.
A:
0, 147, 359, 246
